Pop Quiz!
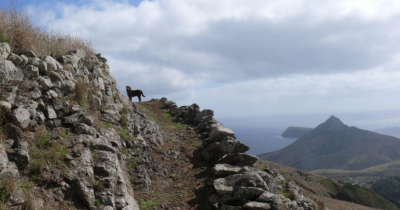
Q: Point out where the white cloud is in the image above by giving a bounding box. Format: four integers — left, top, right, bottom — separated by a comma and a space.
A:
26, 0, 400, 127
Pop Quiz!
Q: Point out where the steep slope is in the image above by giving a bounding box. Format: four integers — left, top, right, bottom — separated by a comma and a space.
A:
258, 116, 400, 171
0, 42, 324, 210
311, 161, 400, 188
371, 176, 400, 208
281, 126, 313, 138
256, 159, 398, 210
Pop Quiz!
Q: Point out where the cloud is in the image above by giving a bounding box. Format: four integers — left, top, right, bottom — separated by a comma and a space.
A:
26, 0, 400, 127
191, 68, 400, 118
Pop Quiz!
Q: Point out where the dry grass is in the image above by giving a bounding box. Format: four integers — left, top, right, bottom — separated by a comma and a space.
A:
75, 79, 88, 108
120, 114, 128, 127
0, 2, 95, 56
288, 188, 297, 201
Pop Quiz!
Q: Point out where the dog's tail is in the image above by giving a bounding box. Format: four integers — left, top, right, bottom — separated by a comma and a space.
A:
141, 91, 145, 97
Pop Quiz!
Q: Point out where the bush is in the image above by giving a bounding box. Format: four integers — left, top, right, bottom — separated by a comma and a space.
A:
75, 79, 88, 108
288, 189, 297, 201
0, 3, 95, 56
120, 114, 128, 128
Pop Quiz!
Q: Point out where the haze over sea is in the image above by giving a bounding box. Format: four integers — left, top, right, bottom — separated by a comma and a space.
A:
219, 112, 400, 155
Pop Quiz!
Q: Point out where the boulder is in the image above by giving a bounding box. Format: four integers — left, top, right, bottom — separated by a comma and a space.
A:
62, 113, 83, 124
221, 205, 242, 210
17, 141, 30, 166
256, 191, 275, 203
21, 49, 36, 57
43, 56, 58, 71
216, 153, 258, 167
0, 43, 11, 59
66, 49, 86, 60
37, 76, 53, 90
9, 66, 24, 82
209, 123, 236, 141
4, 124, 23, 145
70, 105, 84, 113
213, 164, 242, 176
233, 187, 265, 201
62, 80, 76, 94
7, 53, 23, 66
75, 123, 96, 136
202, 137, 249, 162
20, 55, 28, 67
0, 101, 11, 112
213, 172, 268, 196
196, 109, 214, 122
44, 106, 57, 119
7, 107, 30, 129
0, 59, 18, 84
6, 188, 26, 206
241, 167, 278, 193
243, 202, 271, 210
30, 88, 42, 100
25, 65, 39, 77
28, 57, 47, 73
218, 195, 233, 204
79, 115, 94, 126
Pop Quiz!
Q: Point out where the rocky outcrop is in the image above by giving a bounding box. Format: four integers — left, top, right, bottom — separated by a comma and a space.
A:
158, 98, 321, 210
0, 42, 167, 209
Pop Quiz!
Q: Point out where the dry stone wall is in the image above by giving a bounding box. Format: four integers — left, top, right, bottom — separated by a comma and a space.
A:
158, 98, 319, 210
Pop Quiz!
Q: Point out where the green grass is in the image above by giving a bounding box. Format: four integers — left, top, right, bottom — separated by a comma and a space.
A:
172, 122, 185, 129
190, 139, 202, 148
162, 112, 173, 121
254, 164, 265, 171
118, 128, 132, 141
281, 189, 289, 198
138, 195, 165, 210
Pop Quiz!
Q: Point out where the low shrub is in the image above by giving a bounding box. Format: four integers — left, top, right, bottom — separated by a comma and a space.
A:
75, 79, 88, 109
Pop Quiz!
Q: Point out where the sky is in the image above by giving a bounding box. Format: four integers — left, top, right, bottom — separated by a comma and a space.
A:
7, 0, 400, 129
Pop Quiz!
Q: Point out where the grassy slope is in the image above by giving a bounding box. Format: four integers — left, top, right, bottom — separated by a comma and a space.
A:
256, 159, 398, 210
311, 161, 400, 188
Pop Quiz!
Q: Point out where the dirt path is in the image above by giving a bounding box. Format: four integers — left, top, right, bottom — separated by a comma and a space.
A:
133, 101, 213, 209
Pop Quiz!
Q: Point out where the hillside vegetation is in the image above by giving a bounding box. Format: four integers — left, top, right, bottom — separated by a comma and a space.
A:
0, 3, 95, 56
256, 160, 398, 210
311, 161, 400, 188
371, 176, 400, 208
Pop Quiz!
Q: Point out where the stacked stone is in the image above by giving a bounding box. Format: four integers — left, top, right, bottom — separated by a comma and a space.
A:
158, 98, 319, 210
0, 42, 167, 209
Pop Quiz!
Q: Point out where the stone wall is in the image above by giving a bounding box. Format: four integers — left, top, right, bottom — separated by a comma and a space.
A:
158, 98, 319, 210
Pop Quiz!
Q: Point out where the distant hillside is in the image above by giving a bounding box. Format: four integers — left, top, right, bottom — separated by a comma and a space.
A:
371, 176, 400, 208
256, 159, 398, 210
311, 161, 400, 188
281, 126, 312, 138
258, 116, 400, 171
374, 127, 400, 138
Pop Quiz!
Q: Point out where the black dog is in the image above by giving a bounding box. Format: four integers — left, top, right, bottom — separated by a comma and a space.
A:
126, 86, 145, 102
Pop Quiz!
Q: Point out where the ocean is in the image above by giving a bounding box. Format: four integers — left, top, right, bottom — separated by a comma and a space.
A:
224, 127, 298, 156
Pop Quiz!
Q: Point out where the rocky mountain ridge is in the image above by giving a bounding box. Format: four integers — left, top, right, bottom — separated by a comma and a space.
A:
0, 41, 321, 210
280, 127, 312, 138
259, 115, 400, 171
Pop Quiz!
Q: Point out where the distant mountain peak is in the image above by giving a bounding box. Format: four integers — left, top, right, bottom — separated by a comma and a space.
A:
324, 115, 343, 125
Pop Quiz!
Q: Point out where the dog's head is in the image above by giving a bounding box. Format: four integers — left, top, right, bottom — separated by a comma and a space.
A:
126, 86, 132, 92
